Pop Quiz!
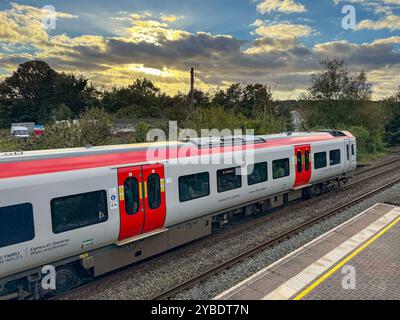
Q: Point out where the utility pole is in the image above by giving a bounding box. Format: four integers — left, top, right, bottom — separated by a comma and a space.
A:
189, 67, 195, 116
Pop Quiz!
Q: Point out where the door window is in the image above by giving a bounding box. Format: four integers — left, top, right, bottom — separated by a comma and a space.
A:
297, 151, 302, 173
147, 173, 161, 209
305, 150, 310, 171
124, 177, 140, 215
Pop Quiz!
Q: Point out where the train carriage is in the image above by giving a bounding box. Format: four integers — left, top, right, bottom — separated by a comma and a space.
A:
0, 130, 357, 299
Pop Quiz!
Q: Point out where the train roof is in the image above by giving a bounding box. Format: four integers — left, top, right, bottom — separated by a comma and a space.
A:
0, 130, 353, 179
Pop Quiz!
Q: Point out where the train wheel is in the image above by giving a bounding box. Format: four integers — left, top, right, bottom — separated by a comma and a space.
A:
309, 184, 323, 198
55, 266, 78, 295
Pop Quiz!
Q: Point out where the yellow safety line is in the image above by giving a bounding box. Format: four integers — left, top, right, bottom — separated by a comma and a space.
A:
294, 215, 400, 300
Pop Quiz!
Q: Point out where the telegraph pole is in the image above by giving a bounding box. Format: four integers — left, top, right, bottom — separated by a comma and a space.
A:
189, 67, 195, 116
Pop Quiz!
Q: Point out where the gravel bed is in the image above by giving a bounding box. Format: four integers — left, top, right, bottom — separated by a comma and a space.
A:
63, 159, 400, 300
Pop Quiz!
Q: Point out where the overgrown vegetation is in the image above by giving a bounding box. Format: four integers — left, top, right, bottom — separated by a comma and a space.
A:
0, 59, 399, 161
300, 58, 398, 160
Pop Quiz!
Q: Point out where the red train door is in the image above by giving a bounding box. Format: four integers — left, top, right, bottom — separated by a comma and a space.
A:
117, 164, 166, 241
142, 164, 166, 233
294, 145, 312, 188
118, 166, 145, 240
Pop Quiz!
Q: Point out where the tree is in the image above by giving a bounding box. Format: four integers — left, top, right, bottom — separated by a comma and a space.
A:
242, 84, 273, 118
135, 121, 152, 143
50, 103, 73, 121
0, 60, 57, 123
102, 78, 163, 117
305, 58, 372, 128
41, 107, 114, 149
211, 83, 243, 111
0, 60, 98, 126
384, 86, 400, 146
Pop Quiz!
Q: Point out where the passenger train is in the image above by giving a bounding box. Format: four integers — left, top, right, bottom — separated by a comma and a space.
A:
0, 130, 357, 299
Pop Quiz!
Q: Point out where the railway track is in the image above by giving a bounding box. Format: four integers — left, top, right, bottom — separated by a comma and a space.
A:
151, 176, 400, 300
53, 155, 400, 300
353, 156, 400, 177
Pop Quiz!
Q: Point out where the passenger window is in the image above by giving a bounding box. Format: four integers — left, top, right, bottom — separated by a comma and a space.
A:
217, 167, 242, 193
314, 152, 327, 169
297, 151, 302, 173
346, 145, 350, 161
147, 173, 161, 209
305, 150, 310, 171
273, 158, 290, 179
330, 149, 341, 166
124, 177, 140, 215
351, 144, 355, 156
0, 203, 35, 248
248, 162, 268, 186
179, 172, 210, 202
51, 190, 108, 234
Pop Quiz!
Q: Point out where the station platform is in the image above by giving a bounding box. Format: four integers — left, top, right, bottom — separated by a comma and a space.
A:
215, 203, 400, 300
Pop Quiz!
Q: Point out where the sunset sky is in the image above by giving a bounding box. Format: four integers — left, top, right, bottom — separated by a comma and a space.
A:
0, 0, 399, 99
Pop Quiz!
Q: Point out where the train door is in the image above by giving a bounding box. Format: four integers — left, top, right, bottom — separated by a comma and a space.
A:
294, 145, 312, 188
142, 164, 166, 233
344, 139, 351, 172
118, 166, 145, 240
350, 140, 357, 170
117, 164, 166, 241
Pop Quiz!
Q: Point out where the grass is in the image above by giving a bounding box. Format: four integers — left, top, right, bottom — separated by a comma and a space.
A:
357, 150, 389, 164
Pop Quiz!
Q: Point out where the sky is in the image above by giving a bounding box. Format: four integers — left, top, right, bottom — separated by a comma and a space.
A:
0, 0, 399, 100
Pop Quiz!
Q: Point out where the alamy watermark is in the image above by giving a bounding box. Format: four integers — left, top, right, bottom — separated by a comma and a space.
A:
42, 5, 57, 31
342, 5, 356, 30
342, 265, 356, 290
41, 265, 56, 290
144, 121, 256, 174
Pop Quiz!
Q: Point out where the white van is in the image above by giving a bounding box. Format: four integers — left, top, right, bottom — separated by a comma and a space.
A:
11, 126, 30, 138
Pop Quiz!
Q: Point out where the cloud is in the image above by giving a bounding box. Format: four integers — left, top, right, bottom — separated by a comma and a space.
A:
371, 36, 400, 44
357, 14, 400, 31
246, 21, 313, 54
333, 0, 400, 5
313, 40, 400, 68
0, 3, 399, 99
160, 14, 183, 22
257, 0, 307, 14
252, 23, 313, 40
0, 2, 77, 46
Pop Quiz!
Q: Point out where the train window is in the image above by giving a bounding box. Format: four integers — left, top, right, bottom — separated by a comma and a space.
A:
217, 167, 242, 193
0, 203, 34, 248
346, 145, 350, 161
51, 190, 108, 234
305, 150, 310, 171
314, 152, 327, 169
351, 144, 355, 156
273, 158, 290, 179
124, 177, 140, 215
179, 172, 210, 202
247, 162, 268, 186
330, 149, 341, 166
297, 151, 302, 173
148, 173, 161, 209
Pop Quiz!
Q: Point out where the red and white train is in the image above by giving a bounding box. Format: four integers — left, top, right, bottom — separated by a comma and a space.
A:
0, 130, 357, 299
